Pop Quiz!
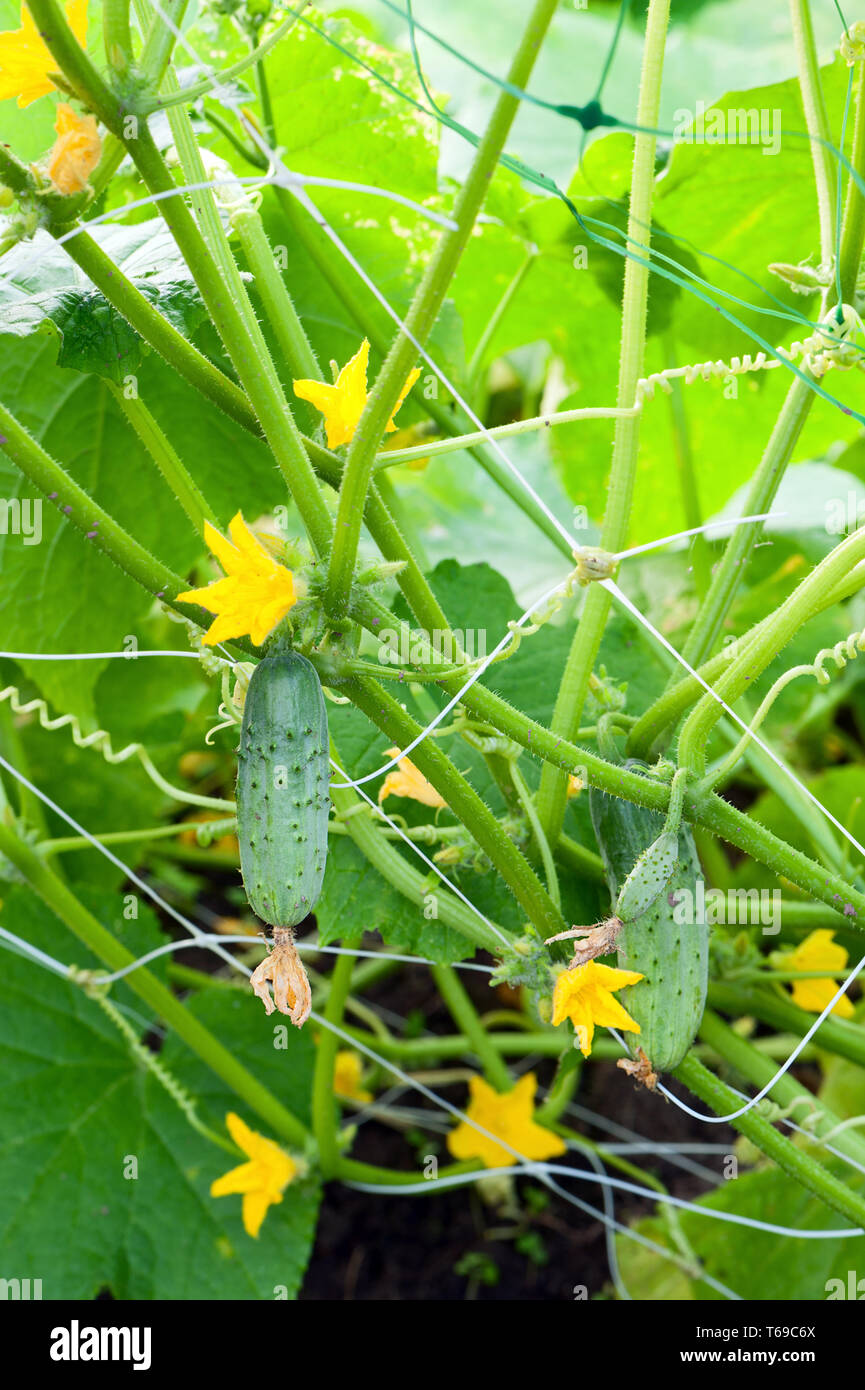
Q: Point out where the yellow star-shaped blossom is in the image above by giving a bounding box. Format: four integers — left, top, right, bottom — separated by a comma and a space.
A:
378, 747, 446, 808
333, 1050, 373, 1103
781, 929, 855, 1018
551, 958, 644, 1057
293, 339, 420, 449
45, 103, 101, 194
0, 0, 88, 108
178, 511, 297, 647
210, 1112, 297, 1238
446, 1072, 566, 1169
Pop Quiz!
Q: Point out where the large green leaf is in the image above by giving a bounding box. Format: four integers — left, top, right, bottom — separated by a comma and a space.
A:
0, 224, 210, 382
617, 1163, 862, 1302
0, 886, 319, 1299
0, 334, 276, 719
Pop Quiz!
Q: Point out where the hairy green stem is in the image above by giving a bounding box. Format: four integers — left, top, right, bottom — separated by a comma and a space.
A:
674, 1052, 865, 1229
627, 560, 865, 756
839, 59, 865, 304
312, 946, 356, 1177
431, 964, 512, 1090
707, 981, 865, 1068
325, 0, 560, 615
790, 0, 837, 265
699, 1008, 865, 1171
535, 0, 670, 848
107, 381, 218, 529
103, 0, 133, 73
232, 202, 321, 382
678, 523, 865, 774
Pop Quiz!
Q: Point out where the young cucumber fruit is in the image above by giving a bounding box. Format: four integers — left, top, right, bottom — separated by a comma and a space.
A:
236, 651, 330, 930
589, 769, 708, 1074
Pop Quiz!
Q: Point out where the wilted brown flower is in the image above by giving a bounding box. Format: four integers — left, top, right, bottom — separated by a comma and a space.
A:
249, 927, 311, 1027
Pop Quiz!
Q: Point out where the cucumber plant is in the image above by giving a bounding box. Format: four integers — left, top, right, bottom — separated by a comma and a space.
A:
0, 0, 864, 1304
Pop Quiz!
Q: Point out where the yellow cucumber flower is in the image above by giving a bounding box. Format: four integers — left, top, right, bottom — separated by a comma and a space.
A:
781, 929, 855, 1018
551, 958, 644, 1057
178, 511, 298, 647
210, 1111, 298, 1238
293, 338, 420, 449
378, 747, 446, 808
45, 102, 100, 194
446, 1072, 566, 1169
333, 1050, 372, 1103
0, 0, 88, 108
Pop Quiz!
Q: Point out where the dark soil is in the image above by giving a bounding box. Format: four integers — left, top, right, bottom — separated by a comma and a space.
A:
297, 952, 736, 1302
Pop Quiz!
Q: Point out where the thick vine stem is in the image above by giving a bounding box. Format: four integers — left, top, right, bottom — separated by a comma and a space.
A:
626, 561, 865, 757
25, 0, 333, 558
707, 982, 865, 1068
678, 523, 865, 775
839, 56, 865, 304
534, 0, 671, 850
324, 0, 560, 616
698, 1008, 865, 1172
103, 0, 133, 74
674, 1053, 865, 1230
0, 398, 193, 610
0, 824, 309, 1147
790, 0, 837, 264
312, 945, 355, 1178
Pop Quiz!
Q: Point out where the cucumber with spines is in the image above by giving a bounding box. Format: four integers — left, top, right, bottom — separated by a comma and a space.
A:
589, 763, 708, 1074
236, 650, 330, 929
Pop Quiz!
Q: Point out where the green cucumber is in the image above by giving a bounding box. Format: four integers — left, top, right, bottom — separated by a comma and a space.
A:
236, 650, 330, 929
589, 764, 708, 1074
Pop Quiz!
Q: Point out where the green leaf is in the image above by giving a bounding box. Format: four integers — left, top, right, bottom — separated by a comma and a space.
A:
315, 832, 475, 963
0, 333, 275, 719
0, 224, 210, 384
617, 1163, 862, 1301
0, 885, 319, 1299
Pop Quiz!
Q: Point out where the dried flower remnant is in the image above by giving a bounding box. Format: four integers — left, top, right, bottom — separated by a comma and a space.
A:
249, 927, 311, 1027
45, 104, 100, 195
545, 915, 624, 967
617, 1047, 658, 1091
